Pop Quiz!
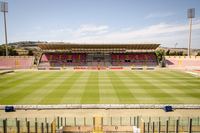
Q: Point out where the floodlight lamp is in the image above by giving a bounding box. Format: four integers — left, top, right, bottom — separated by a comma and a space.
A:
187, 8, 195, 18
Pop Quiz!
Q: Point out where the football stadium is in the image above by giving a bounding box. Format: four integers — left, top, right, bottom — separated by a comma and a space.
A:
0, 43, 200, 105
0, 43, 200, 132
0, 0, 200, 132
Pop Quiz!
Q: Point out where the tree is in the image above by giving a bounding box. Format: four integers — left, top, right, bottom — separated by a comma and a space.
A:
0, 45, 6, 56
28, 50, 33, 56
0, 45, 18, 56
176, 51, 183, 56
170, 51, 176, 56
8, 46, 18, 56
155, 49, 165, 62
165, 49, 170, 55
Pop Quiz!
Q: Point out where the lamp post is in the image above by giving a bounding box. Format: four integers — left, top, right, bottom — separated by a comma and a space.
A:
0, 1, 8, 56
187, 8, 195, 57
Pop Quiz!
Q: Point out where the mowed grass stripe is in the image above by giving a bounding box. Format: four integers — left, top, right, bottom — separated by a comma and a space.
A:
146, 70, 198, 86
0, 70, 199, 104
158, 70, 200, 83
0, 72, 27, 82
160, 70, 200, 85
39, 72, 83, 104
119, 71, 158, 103
16, 72, 71, 104
141, 71, 185, 94
0, 72, 41, 92
122, 71, 158, 103
122, 71, 177, 103
81, 72, 99, 103
133, 71, 181, 103
149, 71, 199, 102
0, 73, 48, 104
107, 71, 137, 103
151, 71, 200, 102
98, 71, 119, 103
0, 72, 44, 99
0, 72, 41, 84
154, 71, 200, 92
0, 73, 58, 104
60, 72, 90, 103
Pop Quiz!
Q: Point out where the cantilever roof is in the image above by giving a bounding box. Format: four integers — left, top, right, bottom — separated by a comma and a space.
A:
38, 43, 160, 50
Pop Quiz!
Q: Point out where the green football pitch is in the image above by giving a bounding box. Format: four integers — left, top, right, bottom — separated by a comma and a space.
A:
0, 70, 199, 104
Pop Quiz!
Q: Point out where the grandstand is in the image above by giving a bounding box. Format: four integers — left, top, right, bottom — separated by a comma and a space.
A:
39, 53, 87, 67
0, 56, 34, 69
1, 43, 200, 71
37, 43, 159, 69
165, 56, 200, 68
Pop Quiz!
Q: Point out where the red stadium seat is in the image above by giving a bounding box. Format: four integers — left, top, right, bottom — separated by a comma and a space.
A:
0, 56, 34, 69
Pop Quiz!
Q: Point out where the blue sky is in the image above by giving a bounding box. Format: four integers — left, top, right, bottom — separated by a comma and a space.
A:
0, 0, 200, 48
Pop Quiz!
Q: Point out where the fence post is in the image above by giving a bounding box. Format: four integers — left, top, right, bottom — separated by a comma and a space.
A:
74, 117, 76, 126
15, 118, 17, 127
3, 119, 7, 133
142, 122, 145, 133
83, 117, 86, 126
158, 121, 161, 133
35, 117, 37, 132
65, 117, 67, 126
134, 116, 136, 126
152, 122, 155, 133
188, 118, 192, 133
147, 122, 150, 133
41, 122, 44, 133
16, 120, 20, 133
137, 116, 139, 128
51, 119, 56, 133
35, 121, 38, 133
165, 120, 168, 133
27, 121, 30, 133
45, 117, 48, 133
57, 117, 60, 129
51, 123, 53, 133
175, 119, 179, 133
46, 123, 49, 133
61, 117, 63, 127
101, 117, 103, 127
